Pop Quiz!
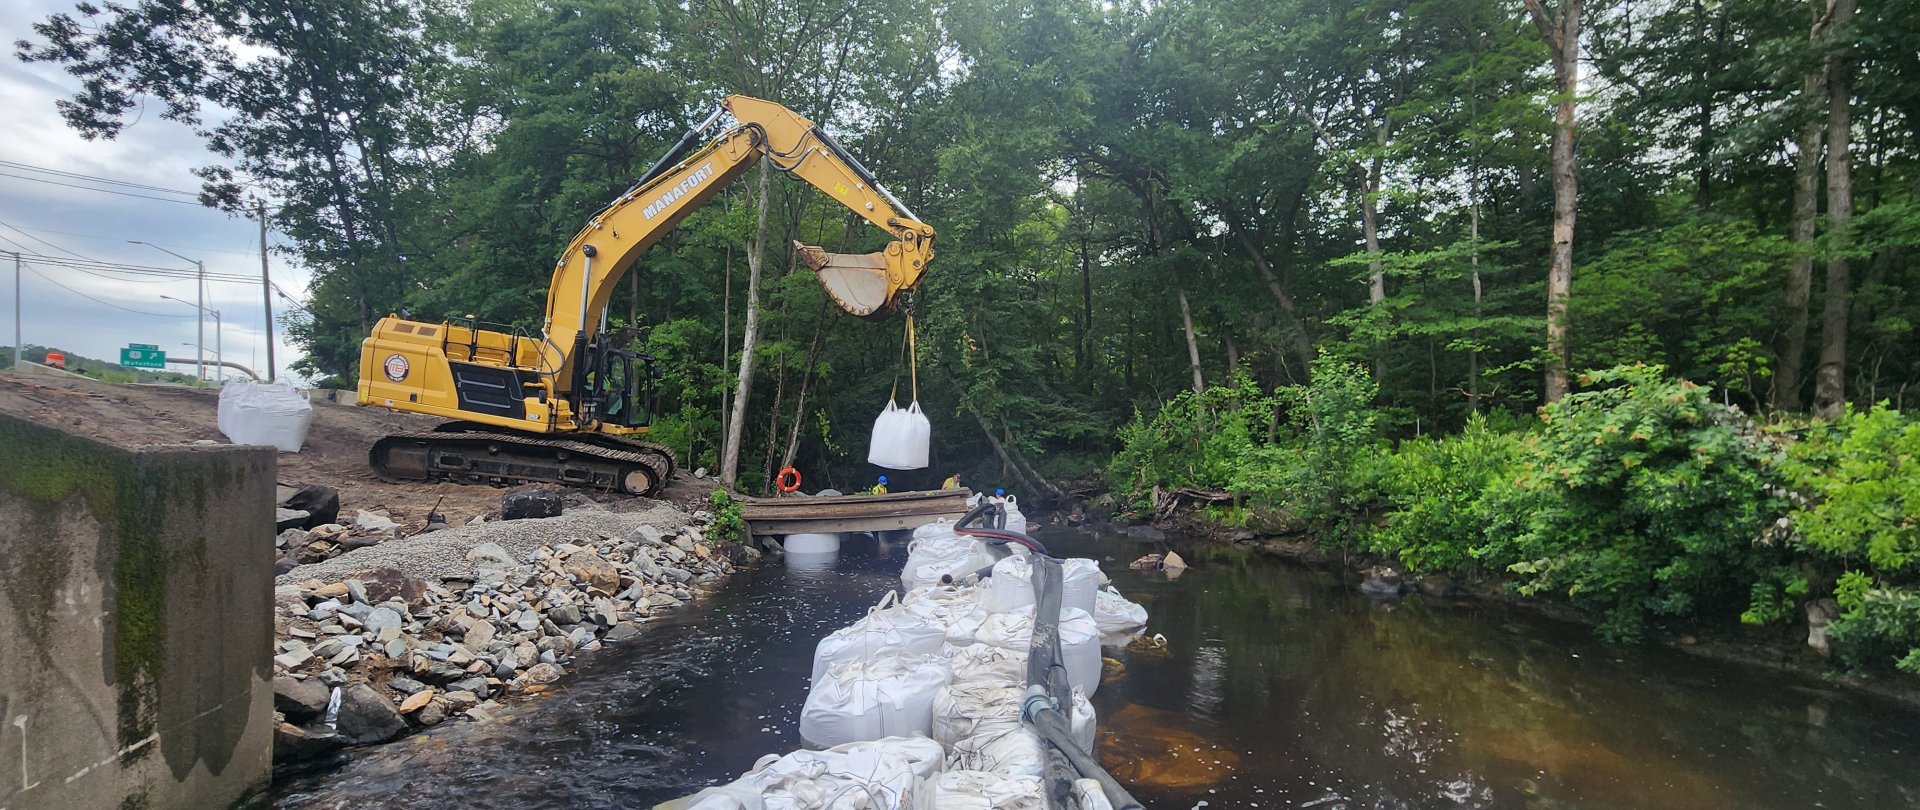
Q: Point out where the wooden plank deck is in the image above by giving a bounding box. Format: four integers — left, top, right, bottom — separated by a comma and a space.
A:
740, 488, 971, 534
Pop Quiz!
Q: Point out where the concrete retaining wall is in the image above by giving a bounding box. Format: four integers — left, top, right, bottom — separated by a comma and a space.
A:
0, 412, 276, 809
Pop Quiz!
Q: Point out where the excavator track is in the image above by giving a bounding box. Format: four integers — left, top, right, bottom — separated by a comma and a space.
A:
370, 422, 677, 497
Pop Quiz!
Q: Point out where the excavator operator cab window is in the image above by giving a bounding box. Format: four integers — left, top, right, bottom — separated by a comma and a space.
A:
592, 347, 653, 429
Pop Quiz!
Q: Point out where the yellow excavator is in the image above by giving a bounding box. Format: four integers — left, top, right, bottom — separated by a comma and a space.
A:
356, 95, 936, 496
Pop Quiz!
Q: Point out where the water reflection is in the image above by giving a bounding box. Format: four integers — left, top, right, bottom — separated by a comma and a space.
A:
272, 530, 1920, 810
1058, 529, 1920, 809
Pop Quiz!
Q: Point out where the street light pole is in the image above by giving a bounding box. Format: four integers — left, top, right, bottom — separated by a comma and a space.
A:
159, 295, 221, 382
130, 241, 208, 382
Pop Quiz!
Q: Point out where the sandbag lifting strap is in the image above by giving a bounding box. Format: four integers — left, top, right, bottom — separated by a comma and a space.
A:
889, 312, 919, 403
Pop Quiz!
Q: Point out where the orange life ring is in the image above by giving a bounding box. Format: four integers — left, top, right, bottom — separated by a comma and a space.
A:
776, 466, 803, 493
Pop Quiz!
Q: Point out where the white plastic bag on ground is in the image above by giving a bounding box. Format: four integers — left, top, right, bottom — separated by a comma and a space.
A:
800, 654, 952, 748
812, 593, 949, 683
686, 736, 945, 810
982, 556, 1101, 618
1092, 588, 1149, 635
217, 380, 313, 452
867, 400, 931, 470
915, 771, 1046, 810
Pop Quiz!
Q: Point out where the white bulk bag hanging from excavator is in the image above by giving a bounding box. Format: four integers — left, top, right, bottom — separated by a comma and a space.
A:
868, 313, 932, 470
354, 95, 935, 496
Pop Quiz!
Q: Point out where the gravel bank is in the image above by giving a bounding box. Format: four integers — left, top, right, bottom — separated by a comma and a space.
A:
277, 504, 690, 586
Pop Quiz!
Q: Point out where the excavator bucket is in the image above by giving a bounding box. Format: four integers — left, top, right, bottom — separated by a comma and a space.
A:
796, 242, 898, 318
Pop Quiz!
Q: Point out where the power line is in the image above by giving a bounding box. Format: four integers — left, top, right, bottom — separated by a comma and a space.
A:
23, 264, 197, 318
2, 251, 260, 284
0, 159, 200, 196
0, 172, 211, 206
0, 220, 93, 260
3, 223, 262, 258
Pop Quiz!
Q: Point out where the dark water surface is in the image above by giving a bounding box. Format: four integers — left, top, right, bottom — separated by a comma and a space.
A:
273, 530, 1920, 809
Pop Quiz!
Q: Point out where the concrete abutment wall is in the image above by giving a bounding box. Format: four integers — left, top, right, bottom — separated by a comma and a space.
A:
0, 412, 275, 809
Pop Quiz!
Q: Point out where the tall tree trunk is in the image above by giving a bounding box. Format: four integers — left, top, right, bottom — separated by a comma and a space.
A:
1176, 281, 1205, 394
1468, 173, 1484, 410
1362, 135, 1388, 380
1527, 0, 1581, 403
1774, 1, 1827, 414
782, 304, 829, 470
720, 159, 773, 486
1230, 225, 1316, 374
1813, 0, 1856, 420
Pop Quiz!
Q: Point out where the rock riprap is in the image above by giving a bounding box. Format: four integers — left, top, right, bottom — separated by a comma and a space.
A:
269, 506, 746, 762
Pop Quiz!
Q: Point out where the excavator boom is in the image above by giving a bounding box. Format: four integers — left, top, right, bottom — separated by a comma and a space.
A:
356, 95, 935, 497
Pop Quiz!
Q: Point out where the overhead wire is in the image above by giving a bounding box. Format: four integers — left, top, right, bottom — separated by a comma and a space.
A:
22, 264, 197, 318
0, 220, 92, 260
0, 171, 213, 206
0, 159, 200, 196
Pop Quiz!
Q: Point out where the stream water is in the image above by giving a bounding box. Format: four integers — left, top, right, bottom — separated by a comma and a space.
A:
272, 529, 1920, 809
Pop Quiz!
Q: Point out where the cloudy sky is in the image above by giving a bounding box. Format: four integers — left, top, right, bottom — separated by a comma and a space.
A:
2, 0, 313, 382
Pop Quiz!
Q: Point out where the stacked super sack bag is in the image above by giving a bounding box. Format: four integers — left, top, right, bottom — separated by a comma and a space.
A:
683, 520, 1150, 809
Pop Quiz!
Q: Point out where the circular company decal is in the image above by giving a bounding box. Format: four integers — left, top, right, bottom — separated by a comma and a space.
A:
383, 354, 411, 382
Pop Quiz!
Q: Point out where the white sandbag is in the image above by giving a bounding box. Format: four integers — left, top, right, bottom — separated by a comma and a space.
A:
688, 736, 945, 810
1092, 588, 1149, 635
946, 642, 1026, 684
1002, 495, 1029, 534
1070, 687, 1097, 752
799, 654, 952, 748
217, 380, 313, 452
948, 725, 1046, 779
981, 556, 1101, 617
867, 399, 931, 470
911, 520, 958, 544
963, 605, 1100, 695
900, 583, 985, 635
915, 771, 1046, 810
932, 680, 1024, 745
812, 593, 949, 683
900, 541, 997, 591
1074, 779, 1116, 810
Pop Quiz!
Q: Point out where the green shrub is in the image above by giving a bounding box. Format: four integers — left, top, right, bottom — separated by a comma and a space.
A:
1780, 404, 1920, 671
1108, 371, 1279, 507
1826, 588, 1920, 674
1480, 364, 1788, 640
709, 489, 747, 544
1368, 413, 1523, 575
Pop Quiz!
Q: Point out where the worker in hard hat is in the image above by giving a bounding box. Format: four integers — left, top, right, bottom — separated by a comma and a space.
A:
991, 487, 1007, 503
942, 473, 964, 490
869, 475, 890, 495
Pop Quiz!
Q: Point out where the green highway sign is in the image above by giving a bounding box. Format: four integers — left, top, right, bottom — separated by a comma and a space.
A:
120, 346, 166, 370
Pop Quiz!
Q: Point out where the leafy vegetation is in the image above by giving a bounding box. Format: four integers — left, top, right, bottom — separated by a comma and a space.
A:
707, 489, 748, 545
19, 0, 1920, 671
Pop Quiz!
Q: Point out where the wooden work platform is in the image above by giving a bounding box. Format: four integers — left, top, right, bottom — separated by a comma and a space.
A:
740, 488, 971, 534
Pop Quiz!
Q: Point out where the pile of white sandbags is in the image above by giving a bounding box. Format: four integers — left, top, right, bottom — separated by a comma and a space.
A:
717, 535, 1154, 810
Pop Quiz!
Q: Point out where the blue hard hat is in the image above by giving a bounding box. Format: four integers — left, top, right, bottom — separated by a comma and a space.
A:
995, 488, 1006, 496
878, 475, 889, 484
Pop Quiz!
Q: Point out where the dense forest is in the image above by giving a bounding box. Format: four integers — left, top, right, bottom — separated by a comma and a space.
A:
20, 0, 1920, 672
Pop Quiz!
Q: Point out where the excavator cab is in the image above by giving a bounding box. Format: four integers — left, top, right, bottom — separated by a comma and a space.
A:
582, 339, 654, 430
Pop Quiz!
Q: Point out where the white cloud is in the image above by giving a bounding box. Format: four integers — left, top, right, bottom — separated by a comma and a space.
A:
2, 0, 314, 382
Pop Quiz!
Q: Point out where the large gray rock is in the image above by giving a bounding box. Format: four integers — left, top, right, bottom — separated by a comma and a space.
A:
363, 607, 404, 636
273, 676, 331, 722
274, 721, 346, 764
281, 483, 340, 528
501, 489, 564, 520
276, 508, 311, 532
1122, 524, 1167, 542
467, 542, 517, 571
1360, 565, 1409, 598
335, 683, 407, 745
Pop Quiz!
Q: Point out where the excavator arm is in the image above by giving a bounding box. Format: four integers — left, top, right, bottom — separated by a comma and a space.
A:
537, 94, 936, 385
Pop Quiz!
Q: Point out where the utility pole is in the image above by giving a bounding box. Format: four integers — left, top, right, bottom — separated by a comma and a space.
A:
11, 251, 20, 369
258, 199, 275, 382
